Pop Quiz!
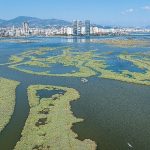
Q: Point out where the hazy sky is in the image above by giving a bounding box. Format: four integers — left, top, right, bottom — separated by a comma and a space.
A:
0, 0, 150, 26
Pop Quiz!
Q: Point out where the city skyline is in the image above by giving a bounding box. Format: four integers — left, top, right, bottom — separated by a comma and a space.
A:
0, 0, 150, 27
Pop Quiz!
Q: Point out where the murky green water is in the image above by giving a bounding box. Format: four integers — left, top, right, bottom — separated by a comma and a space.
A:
0, 36, 150, 150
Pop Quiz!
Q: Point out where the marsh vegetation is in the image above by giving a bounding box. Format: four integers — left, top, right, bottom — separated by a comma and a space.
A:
1, 36, 150, 150
15, 85, 96, 150
91, 39, 150, 48
7, 45, 150, 86
0, 77, 19, 133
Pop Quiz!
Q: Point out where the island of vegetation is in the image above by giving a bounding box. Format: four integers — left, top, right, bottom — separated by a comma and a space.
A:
0, 77, 20, 133
91, 39, 150, 48
4, 44, 150, 86
0, 38, 39, 44
15, 85, 96, 150
8, 47, 96, 77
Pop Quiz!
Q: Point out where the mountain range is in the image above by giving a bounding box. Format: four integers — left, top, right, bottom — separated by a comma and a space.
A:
0, 19, 5, 24
0, 16, 71, 28
1, 16, 148, 29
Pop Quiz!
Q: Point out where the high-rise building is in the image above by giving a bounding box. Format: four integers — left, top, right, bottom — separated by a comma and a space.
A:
73, 20, 78, 36
73, 20, 82, 36
73, 20, 90, 36
85, 20, 91, 36
77, 21, 82, 35
22, 22, 29, 34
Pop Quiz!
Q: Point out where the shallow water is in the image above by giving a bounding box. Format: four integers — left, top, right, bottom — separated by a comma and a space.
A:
49, 63, 79, 74
106, 54, 146, 73
16, 63, 79, 74
0, 36, 150, 150
32, 49, 63, 58
17, 64, 49, 72
37, 89, 65, 99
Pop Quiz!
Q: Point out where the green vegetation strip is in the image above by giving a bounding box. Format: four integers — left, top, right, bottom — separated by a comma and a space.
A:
7, 46, 150, 86
0, 77, 20, 133
91, 39, 150, 48
15, 85, 96, 150
9, 47, 96, 77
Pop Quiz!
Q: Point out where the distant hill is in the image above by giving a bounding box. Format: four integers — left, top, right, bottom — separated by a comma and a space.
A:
0, 19, 5, 24
0, 16, 71, 28
0, 16, 122, 29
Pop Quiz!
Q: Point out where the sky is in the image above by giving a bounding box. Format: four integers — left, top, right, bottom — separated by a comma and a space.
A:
0, 0, 150, 26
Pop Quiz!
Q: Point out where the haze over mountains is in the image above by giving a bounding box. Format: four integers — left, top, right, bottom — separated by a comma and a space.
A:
0, 19, 5, 24
0, 16, 118, 29
0, 16, 71, 28
0, 16, 149, 29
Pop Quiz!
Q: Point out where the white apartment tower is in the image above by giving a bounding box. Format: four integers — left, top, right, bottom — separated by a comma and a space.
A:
73, 20, 82, 36
22, 22, 30, 34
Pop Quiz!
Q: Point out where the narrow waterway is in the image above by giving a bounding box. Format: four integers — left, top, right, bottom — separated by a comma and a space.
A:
1, 36, 150, 150
1, 65, 150, 150
0, 82, 29, 150
0, 65, 82, 150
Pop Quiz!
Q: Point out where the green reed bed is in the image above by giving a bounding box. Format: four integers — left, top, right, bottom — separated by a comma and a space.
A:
9, 47, 97, 77
15, 85, 96, 150
91, 39, 150, 48
7, 46, 150, 86
0, 77, 20, 133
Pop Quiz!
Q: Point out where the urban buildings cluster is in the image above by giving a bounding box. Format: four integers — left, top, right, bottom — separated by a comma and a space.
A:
73, 20, 91, 36
0, 20, 150, 37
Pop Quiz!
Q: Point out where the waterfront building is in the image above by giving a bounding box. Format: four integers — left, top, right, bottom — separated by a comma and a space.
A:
85, 20, 90, 36
66, 27, 73, 35
1, 20, 148, 37
81, 26, 85, 35
73, 20, 78, 35
73, 20, 82, 36
77, 21, 82, 35
22, 22, 30, 34
73, 20, 90, 36
91, 27, 99, 35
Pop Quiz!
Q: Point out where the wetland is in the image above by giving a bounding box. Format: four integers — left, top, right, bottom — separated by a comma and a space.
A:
0, 36, 150, 150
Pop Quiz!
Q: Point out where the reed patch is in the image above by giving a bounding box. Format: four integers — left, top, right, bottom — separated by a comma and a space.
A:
15, 85, 96, 150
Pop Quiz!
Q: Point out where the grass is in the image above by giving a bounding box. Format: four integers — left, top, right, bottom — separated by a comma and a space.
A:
9, 46, 97, 77
0, 77, 20, 133
15, 85, 96, 150
7, 46, 150, 86
91, 39, 150, 48
117, 53, 150, 85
